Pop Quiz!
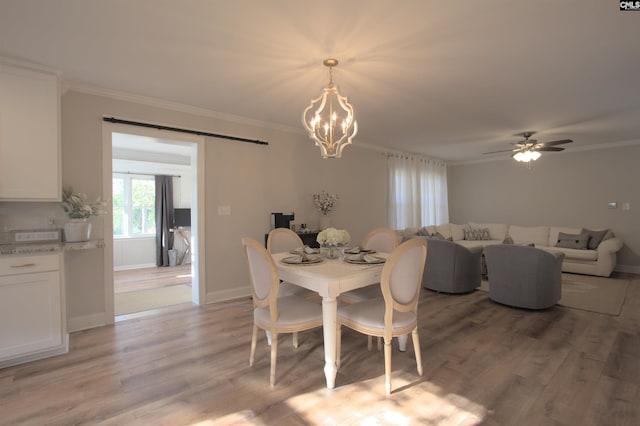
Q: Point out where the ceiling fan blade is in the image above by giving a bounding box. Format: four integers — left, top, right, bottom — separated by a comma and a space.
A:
539, 139, 573, 147
483, 148, 519, 154
537, 146, 564, 152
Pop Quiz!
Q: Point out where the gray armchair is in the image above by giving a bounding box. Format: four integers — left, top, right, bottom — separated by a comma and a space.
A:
422, 238, 483, 294
484, 244, 564, 309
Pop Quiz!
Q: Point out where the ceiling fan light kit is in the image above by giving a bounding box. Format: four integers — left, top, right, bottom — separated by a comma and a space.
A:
484, 131, 573, 168
302, 58, 358, 159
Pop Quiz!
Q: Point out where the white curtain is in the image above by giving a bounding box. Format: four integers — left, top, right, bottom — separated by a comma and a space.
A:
387, 154, 449, 230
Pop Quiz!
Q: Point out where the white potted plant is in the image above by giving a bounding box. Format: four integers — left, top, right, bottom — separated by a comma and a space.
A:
60, 186, 107, 242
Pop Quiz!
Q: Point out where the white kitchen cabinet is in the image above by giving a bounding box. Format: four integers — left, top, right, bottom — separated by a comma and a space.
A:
0, 60, 61, 201
0, 253, 67, 367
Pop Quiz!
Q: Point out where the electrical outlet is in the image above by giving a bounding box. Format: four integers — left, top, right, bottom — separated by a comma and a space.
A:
217, 205, 231, 216
622, 202, 631, 211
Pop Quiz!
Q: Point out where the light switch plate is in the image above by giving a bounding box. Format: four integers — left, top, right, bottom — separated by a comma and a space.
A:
608, 202, 617, 209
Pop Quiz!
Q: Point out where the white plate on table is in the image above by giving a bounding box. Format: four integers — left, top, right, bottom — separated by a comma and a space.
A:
289, 247, 319, 255
344, 247, 376, 255
280, 255, 324, 265
344, 255, 386, 265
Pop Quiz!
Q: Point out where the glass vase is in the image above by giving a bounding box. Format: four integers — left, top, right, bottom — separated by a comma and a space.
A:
320, 244, 344, 260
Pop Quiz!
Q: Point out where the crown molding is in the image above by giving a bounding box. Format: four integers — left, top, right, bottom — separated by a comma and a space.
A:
62, 80, 301, 135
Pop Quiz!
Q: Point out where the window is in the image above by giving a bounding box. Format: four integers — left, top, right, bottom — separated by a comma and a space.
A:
113, 174, 156, 237
387, 154, 449, 230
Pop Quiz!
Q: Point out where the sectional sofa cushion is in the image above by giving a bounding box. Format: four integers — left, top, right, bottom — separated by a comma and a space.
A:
544, 246, 598, 261
556, 232, 590, 249
435, 224, 453, 240
508, 225, 550, 247
469, 222, 508, 241
450, 223, 468, 241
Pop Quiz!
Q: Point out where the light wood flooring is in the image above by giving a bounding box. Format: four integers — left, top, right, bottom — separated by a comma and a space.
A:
1, 274, 639, 425
114, 265, 192, 293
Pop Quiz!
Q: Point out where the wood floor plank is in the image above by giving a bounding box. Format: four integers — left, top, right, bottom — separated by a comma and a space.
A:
1, 277, 638, 425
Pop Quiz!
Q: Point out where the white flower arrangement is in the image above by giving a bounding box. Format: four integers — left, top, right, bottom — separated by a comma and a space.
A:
312, 190, 338, 216
61, 186, 108, 219
316, 227, 351, 247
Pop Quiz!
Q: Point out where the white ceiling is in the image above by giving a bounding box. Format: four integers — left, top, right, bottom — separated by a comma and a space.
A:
1, 0, 639, 162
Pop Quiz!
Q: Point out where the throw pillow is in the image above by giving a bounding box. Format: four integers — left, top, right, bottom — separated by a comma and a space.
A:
431, 232, 451, 241
556, 232, 589, 249
464, 228, 476, 240
583, 228, 609, 250
480, 228, 491, 240
416, 227, 430, 236
503, 235, 514, 244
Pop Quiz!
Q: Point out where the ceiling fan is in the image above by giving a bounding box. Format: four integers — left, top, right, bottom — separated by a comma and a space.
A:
484, 132, 573, 163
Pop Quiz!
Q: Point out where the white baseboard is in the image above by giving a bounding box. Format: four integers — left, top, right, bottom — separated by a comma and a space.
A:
614, 264, 640, 275
67, 312, 112, 332
205, 287, 251, 304
114, 263, 156, 272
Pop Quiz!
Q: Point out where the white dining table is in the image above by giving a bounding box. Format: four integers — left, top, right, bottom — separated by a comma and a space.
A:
272, 251, 388, 389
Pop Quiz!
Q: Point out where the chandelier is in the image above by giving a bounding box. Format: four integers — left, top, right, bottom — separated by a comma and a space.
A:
302, 58, 358, 158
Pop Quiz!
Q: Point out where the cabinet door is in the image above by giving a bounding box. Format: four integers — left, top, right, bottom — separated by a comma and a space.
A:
0, 63, 61, 200
0, 271, 63, 361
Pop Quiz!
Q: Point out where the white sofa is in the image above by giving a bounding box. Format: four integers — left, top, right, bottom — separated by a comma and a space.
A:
399, 222, 623, 277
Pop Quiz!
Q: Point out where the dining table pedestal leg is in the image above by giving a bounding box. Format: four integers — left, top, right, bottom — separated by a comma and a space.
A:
321, 296, 338, 389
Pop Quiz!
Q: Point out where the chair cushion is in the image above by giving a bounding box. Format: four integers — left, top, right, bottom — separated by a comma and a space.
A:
338, 298, 416, 330
254, 296, 322, 327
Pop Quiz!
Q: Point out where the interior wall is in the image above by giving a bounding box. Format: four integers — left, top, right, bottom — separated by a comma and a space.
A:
113, 237, 155, 270
61, 89, 387, 328
448, 144, 640, 272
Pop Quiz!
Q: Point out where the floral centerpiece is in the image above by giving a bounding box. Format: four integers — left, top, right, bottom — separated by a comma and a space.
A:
317, 227, 351, 259
313, 190, 338, 216
60, 186, 108, 242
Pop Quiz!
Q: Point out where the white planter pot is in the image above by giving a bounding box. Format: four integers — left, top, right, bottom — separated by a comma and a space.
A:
64, 219, 92, 242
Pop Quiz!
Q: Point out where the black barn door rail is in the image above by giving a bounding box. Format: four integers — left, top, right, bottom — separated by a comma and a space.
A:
103, 117, 269, 146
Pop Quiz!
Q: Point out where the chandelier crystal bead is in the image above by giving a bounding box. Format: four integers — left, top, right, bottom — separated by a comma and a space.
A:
302, 58, 358, 158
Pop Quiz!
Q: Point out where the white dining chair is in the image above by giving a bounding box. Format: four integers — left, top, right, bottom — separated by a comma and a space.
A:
242, 237, 323, 386
336, 237, 427, 394
340, 227, 406, 350
266, 228, 317, 299
340, 227, 399, 305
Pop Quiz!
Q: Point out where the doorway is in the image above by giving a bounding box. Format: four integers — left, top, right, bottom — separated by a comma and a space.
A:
102, 123, 205, 320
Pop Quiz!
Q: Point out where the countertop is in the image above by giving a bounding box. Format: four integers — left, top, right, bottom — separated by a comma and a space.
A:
0, 239, 105, 256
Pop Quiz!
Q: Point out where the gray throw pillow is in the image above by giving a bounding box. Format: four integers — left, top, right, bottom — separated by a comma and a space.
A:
463, 228, 476, 240
556, 232, 589, 249
416, 227, 430, 236
583, 228, 609, 250
502, 235, 514, 244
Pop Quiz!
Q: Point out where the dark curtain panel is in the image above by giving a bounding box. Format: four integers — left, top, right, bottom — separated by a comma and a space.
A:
155, 175, 175, 266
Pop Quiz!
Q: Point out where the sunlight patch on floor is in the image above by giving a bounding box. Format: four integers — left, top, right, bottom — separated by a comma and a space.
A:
285, 377, 487, 425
